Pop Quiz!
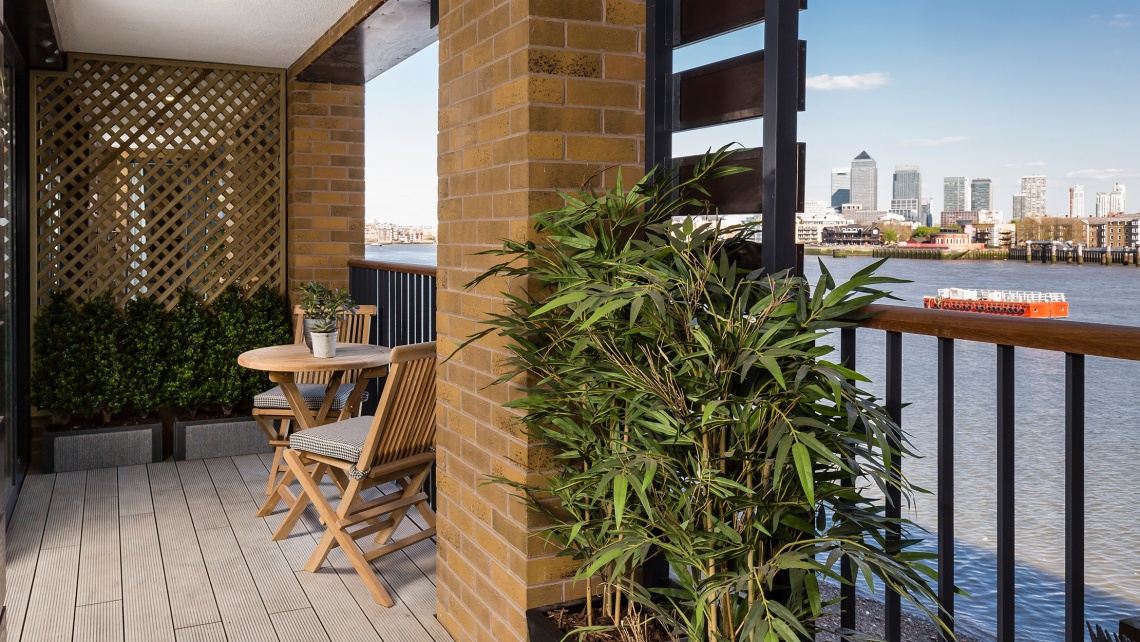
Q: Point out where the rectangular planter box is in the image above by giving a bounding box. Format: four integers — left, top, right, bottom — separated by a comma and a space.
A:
528, 598, 590, 642
174, 417, 272, 461
43, 423, 163, 474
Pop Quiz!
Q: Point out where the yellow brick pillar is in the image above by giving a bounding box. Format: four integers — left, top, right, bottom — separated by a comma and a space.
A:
435, 0, 646, 639
285, 80, 366, 294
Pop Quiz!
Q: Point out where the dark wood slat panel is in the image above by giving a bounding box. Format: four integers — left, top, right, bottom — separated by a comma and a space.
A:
676, 51, 764, 131
675, 43, 805, 132
856, 304, 1140, 361
674, 144, 805, 215
676, 0, 808, 46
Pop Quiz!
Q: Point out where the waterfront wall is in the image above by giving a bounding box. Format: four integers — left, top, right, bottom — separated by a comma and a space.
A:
805, 246, 1140, 265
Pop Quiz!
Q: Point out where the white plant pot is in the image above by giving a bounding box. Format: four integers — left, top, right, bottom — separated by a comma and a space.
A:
302, 318, 318, 352
311, 331, 337, 358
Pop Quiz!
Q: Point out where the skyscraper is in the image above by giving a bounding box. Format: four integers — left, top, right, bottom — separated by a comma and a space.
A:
1012, 194, 1028, 221
890, 165, 921, 222
831, 168, 851, 210
921, 198, 933, 226
1069, 185, 1085, 218
850, 152, 878, 211
971, 178, 993, 211
1096, 184, 1126, 216
944, 177, 969, 212
1021, 175, 1047, 217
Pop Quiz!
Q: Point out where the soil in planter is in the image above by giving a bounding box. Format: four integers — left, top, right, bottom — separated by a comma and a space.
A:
546, 607, 673, 642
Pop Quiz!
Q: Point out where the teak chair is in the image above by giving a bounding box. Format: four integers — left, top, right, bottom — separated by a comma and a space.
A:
272, 341, 437, 607
252, 304, 378, 496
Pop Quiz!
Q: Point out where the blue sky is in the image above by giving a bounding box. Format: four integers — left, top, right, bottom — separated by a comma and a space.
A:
367, 1, 1140, 224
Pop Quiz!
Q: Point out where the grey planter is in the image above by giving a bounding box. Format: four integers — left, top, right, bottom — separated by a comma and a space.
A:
174, 416, 271, 461
43, 423, 163, 474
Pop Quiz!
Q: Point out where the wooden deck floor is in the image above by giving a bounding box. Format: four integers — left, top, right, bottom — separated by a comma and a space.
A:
4, 454, 450, 642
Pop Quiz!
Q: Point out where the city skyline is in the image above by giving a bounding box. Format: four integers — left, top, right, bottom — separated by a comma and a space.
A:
365, 1, 1140, 226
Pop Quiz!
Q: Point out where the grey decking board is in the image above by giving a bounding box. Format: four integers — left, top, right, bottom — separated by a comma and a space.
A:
175, 460, 231, 531
204, 457, 257, 506
74, 600, 124, 642
118, 465, 154, 517
221, 499, 310, 615
270, 607, 332, 642
149, 463, 223, 630
77, 494, 122, 606
174, 622, 228, 642
7, 460, 451, 642
119, 512, 176, 642
20, 545, 79, 642
194, 525, 278, 641
85, 467, 120, 498
40, 471, 85, 550
5, 474, 56, 642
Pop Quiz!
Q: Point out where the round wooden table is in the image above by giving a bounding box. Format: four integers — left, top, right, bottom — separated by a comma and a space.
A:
239, 343, 392, 515
238, 343, 392, 430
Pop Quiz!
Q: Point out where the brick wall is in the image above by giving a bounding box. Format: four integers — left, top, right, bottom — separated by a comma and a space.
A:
286, 80, 366, 293
434, 0, 646, 640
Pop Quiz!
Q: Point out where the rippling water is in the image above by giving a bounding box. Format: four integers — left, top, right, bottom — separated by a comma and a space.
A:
803, 256, 1140, 641
370, 244, 1139, 640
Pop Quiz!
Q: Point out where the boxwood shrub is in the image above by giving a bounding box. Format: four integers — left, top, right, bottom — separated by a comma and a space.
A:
31, 285, 292, 425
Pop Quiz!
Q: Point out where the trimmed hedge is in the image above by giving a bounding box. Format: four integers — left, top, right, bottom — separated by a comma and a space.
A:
32, 286, 292, 424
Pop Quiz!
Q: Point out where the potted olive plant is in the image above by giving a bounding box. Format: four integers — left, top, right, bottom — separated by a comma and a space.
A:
461, 147, 948, 641
298, 283, 355, 358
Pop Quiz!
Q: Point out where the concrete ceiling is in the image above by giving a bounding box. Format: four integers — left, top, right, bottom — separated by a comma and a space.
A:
47, 0, 360, 69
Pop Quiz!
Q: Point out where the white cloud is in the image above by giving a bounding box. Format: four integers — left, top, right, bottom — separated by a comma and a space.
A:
1066, 168, 1140, 180
1110, 13, 1131, 28
1005, 161, 1046, 169
806, 72, 891, 91
902, 135, 967, 147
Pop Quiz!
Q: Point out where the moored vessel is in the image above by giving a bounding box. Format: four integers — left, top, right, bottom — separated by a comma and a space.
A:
923, 288, 1068, 318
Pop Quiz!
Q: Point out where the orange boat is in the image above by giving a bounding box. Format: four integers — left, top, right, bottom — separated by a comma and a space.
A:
923, 288, 1068, 319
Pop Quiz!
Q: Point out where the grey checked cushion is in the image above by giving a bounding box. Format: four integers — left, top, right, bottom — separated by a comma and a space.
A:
253, 383, 368, 412
289, 415, 374, 462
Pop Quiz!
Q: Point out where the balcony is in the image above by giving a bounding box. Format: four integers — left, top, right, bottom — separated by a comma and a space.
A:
1, 0, 1139, 641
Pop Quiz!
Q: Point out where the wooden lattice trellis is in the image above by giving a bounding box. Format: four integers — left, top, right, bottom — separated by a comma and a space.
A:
32, 54, 286, 309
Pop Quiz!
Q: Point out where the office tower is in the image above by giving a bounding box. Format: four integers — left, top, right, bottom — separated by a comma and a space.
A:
1012, 194, 1028, 221
890, 199, 920, 222
1021, 175, 1047, 216
944, 177, 969, 212
1069, 185, 1085, 218
801, 200, 835, 216
921, 198, 933, 226
971, 178, 993, 211
893, 165, 921, 200
1096, 185, 1126, 216
850, 152, 878, 211
831, 168, 851, 210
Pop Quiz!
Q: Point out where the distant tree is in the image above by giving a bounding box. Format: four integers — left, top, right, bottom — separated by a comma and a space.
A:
882, 229, 900, 244
912, 225, 940, 239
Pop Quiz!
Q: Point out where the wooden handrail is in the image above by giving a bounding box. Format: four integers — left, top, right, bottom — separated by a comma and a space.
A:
857, 304, 1140, 362
348, 258, 438, 277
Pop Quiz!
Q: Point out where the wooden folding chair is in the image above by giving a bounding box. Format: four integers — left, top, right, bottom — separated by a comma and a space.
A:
252, 304, 378, 496
272, 341, 437, 607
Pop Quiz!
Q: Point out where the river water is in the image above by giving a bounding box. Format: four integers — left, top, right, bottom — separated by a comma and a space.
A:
368, 244, 1140, 640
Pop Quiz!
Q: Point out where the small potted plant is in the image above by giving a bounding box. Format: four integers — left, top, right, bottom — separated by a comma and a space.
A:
298, 283, 355, 358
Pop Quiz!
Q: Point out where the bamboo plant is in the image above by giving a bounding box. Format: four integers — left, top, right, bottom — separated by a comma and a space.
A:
463, 147, 946, 641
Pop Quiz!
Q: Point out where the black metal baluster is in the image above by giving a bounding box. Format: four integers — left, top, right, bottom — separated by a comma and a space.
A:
997, 344, 1016, 642
885, 331, 902, 642
839, 327, 858, 633
938, 338, 955, 642
1065, 353, 1085, 642
644, 0, 673, 177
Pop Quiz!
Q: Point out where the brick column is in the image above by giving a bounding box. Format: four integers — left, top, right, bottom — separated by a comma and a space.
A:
435, 1, 646, 640
286, 80, 366, 294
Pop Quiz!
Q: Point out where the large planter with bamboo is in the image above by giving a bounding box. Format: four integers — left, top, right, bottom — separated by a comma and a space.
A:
462, 147, 949, 642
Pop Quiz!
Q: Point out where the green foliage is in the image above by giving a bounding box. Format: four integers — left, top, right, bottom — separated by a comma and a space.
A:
911, 226, 940, 239
463, 147, 943, 641
122, 296, 168, 418
882, 229, 900, 244
164, 288, 212, 414
30, 291, 84, 422
32, 287, 291, 424
298, 282, 355, 333
81, 296, 127, 423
